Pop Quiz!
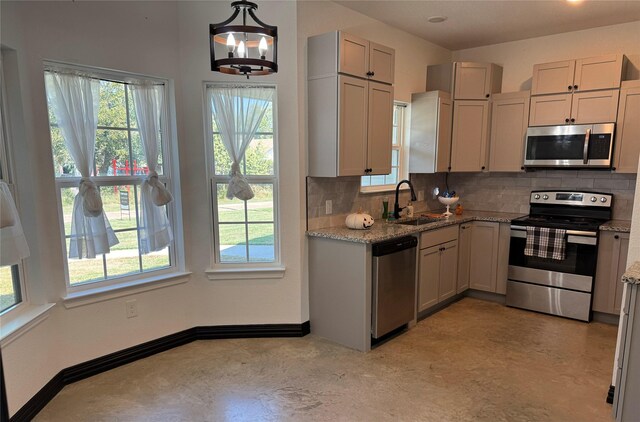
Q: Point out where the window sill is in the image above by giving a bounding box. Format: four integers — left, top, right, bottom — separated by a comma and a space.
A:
0, 302, 56, 347
206, 266, 286, 281
62, 271, 191, 309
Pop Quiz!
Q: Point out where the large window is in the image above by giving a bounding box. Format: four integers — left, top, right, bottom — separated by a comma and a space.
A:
0, 56, 24, 313
361, 103, 408, 192
206, 85, 278, 265
45, 66, 178, 290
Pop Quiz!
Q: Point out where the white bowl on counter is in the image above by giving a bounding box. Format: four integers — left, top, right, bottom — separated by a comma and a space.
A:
438, 196, 459, 217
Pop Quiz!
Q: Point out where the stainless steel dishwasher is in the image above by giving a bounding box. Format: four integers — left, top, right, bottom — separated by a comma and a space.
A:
371, 236, 418, 339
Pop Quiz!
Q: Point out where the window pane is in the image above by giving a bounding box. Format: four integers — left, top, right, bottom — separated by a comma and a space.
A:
217, 184, 245, 223
247, 184, 273, 222
219, 223, 247, 263
142, 247, 170, 272
370, 175, 385, 185
213, 134, 232, 176
386, 167, 398, 185
361, 176, 371, 187
248, 224, 274, 262
106, 230, 141, 278
392, 149, 399, 166
0, 265, 20, 313
244, 136, 274, 176
126, 85, 138, 129
103, 186, 137, 229
67, 237, 105, 285
392, 126, 398, 145
98, 81, 127, 128
95, 129, 129, 176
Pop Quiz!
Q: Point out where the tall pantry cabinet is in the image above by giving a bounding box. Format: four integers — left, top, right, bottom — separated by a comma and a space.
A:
307, 31, 395, 177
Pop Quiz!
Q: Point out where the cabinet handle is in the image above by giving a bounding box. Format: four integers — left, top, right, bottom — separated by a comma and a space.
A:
448, 166, 452, 171
574, 84, 578, 90
521, 166, 525, 170
565, 118, 570, 123
485, 94, 490, 98
615, 235, 620, 240
612, 166, 617, 171
570, 118, 575, 123
481, 166, 486, 170
371, 71, 375, 76
568, 85, 573, 91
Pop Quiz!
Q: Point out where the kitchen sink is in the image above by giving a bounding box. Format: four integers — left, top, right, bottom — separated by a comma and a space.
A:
396, 217, 442, 226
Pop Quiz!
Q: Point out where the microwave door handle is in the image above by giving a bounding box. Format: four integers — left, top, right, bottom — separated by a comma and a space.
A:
583, 128, 591, 165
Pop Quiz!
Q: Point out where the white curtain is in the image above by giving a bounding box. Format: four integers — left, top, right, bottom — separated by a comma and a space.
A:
131, 84, 173, 254
0, 182, 29, 266
208, 86, 274, 201
45, 72, 118, 259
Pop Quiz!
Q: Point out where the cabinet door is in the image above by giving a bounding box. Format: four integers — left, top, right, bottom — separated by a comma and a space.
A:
338, 75, 368, 176
531, 60, 576, 96
369, 42, 395, 85
495, 223, 511, 295
338, 32, 369, 79
613, 85, 640, 173
469, 221, 499, 292
367, 82, 393, 175
454, 62, 493, 100
571, 89, 619, 124
457, 224, 472, 294
594, 231, 630, 314
439, 241, 458, 302
436, 97, 453, 173
418, 245, 441, 312
489, 92, 530, 172
529, 93, 572, 127
451, 100, 490, 172
574, 54, 624, 92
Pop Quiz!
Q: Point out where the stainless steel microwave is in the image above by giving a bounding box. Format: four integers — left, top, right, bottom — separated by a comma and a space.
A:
524, 123, 615, 168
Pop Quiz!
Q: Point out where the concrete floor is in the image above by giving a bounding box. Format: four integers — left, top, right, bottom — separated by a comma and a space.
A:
35, 298, 617, 421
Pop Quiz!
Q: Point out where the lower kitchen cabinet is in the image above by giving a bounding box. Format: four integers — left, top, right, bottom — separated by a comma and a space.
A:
594, 231, 630, 315
418, 226, 458, 312
468, 221, 500, 292
457, 223, 472, 293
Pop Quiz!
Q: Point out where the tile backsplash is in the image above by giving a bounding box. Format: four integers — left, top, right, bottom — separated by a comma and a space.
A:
306, 170, 636, 230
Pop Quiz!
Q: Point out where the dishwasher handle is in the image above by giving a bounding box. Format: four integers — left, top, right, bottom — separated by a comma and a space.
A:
372, 236, 418, 257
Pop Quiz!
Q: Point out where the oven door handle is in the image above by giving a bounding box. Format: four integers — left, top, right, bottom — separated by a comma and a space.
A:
510, 226, 597, 245
583, 128, 591, 165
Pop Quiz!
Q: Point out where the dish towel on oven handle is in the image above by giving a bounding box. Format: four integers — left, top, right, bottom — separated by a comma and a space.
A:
524, 226, 567, 261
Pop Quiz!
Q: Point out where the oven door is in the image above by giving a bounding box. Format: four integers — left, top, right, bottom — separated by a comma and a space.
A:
524, 124, 613, 168
508, 226, 598, 292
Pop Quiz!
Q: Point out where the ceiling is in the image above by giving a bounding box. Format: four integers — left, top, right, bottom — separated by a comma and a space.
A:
334, 1, 640, 50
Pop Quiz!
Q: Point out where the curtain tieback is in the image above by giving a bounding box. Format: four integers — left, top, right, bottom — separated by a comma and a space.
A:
79, 177, 103, 217
145, 171, 173, 206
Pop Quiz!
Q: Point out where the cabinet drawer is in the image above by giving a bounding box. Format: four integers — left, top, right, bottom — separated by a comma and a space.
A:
420, 225, 458, 249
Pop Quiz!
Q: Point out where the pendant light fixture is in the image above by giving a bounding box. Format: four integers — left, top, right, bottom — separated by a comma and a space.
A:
209, 1, 278, 78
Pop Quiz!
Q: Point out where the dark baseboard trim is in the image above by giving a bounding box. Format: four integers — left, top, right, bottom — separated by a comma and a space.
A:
9, 321, 310, 422
607, 384, 615, 404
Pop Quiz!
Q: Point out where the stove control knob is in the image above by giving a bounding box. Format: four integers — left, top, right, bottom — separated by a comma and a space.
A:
601, 197, 608, 203
534, 194, 541, 200
542, 194, 549, 200
591, 196, 597, 203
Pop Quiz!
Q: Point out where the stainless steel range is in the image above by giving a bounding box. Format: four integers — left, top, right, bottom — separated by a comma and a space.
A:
507, 190, 613, 321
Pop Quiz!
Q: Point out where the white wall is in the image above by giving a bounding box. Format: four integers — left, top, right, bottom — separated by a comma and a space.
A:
0, 1, 302, 415
453, 20, 640, 92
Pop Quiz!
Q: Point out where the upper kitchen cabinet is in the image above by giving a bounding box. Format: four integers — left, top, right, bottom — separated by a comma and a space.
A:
455, 62, 503, 100
529, 89, 619, 126
427, 62, 503, 100
451, 100, 490, 172
489, 91, 530, 172
307, 32, 395, 177
409, 91, 452, 173
531, 54, 626, 96
308, 75, 393, 177
613, 80, 640, 173
309, 31, 395, 85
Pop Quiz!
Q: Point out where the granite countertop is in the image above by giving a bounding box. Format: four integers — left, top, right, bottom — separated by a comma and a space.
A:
306, 210, 524, 244
600, 219, 631, 233
622, 261, 640, 285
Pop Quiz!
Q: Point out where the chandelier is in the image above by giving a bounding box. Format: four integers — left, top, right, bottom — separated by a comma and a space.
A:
209, 1, 278, 78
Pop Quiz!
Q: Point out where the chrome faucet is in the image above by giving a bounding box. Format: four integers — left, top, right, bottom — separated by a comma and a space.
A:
393, 179, 417, 219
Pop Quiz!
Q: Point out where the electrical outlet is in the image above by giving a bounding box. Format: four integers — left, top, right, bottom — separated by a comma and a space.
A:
325, 200, 332, 215
125, 300, 138, 318
418, 190, 425, 202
